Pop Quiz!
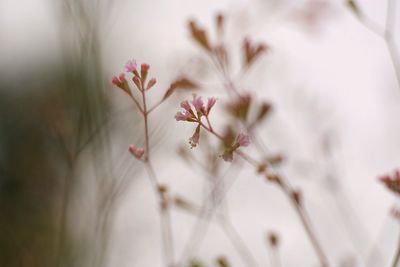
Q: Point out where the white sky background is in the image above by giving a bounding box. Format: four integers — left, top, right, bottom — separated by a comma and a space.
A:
1, 0, 400, 267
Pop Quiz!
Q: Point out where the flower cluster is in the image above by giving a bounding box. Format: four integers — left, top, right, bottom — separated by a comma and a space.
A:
175, 95, 216, 148
379, 169, 400, 195
175, 95, 216, 122
111, 59, 157, 95
175, 95, 250, 161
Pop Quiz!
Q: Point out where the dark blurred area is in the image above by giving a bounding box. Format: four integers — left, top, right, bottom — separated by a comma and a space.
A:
0, 1, 113, 266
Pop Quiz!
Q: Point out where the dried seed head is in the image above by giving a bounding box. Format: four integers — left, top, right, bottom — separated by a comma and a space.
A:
267, 232, 279, 247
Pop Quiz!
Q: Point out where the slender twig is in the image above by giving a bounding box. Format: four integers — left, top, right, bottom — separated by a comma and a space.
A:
139, 84, 175, 267
391, 229, 400, 267
356, 0, 400, 89
198, 113, 330, 267
178, 161, 245, 265
219, 217, 260, 267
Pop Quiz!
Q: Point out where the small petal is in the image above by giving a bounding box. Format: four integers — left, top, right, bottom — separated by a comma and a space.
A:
118, 73, 126, 82
128, 145, 145, 159
175, 111, 190, 121
236, 133, 250, 147
206, 97, 217, 114
111, 76, 120, 86
191, 95, 204, 113
141, 63, 150, 72
125, 59, 137, 73
180, 100, 192, 112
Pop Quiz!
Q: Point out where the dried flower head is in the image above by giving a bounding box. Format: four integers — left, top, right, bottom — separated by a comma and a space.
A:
379, 169, 400, 195
189, 125, 201, 148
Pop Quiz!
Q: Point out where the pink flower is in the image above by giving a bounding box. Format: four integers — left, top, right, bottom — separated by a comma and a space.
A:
206, 97, 217, 114
191, 95, 204, 113
111, 76, 120, 85
125, 59, 137, 73
141, 63, 150, 72
111, 73, 126, 86
180, 100, 192, 112
236, 133, 250, 147
128, 145, 145, 159
175, 111, 191, 121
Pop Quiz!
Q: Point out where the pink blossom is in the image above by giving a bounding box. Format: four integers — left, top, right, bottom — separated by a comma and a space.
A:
206, 97, 217, 114
175, 111, 191, 121
191, 95, 204, 113
236, 133, 250, 147
125, 59, 137, 73
111, 76, 120, 86
128, 145, 145, 159
111, 73, 127, 87
141, 63, 150, 72
180, 100, 192, 112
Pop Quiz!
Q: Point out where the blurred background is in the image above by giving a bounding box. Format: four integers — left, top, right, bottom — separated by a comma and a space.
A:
1, 0, 400, 267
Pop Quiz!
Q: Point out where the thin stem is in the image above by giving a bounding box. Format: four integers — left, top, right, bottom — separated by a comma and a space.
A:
199, 119, 330, 267
280, 181, 329, 267
139, 87, 175, 267
268, 246, 282, 267
129, 94, 144, 115
141, 91, 150, 160
148, 99, 163, 114
145, 161, 175, 267
178, 162, 244, 265
357, 0, 400, 89
219, 217, 259, 267
391, 230, 400, 267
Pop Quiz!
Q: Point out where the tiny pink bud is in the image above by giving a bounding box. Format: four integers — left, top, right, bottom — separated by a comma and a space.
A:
146, 78, 157, 90
128, 145, 145, 159
132, 76, 142, 90
111, 73, 130, 95
175, 111, 191, 121
206, 97, 217, 114
111, 76, 120, 86
141, 63, 150, 72
111, 73, 126, 87
236, 133, 250, 147
118, 73, 126, 82
191, 95, 204, 113
140, 63, 150, 84
180, 100, 192, 112
125, 59, 137, 73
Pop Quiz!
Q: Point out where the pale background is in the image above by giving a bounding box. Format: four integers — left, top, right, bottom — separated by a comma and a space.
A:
1, 0, 399, 266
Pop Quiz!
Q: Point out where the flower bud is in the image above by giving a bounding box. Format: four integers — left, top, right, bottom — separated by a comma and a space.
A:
128, 145, 145, 159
